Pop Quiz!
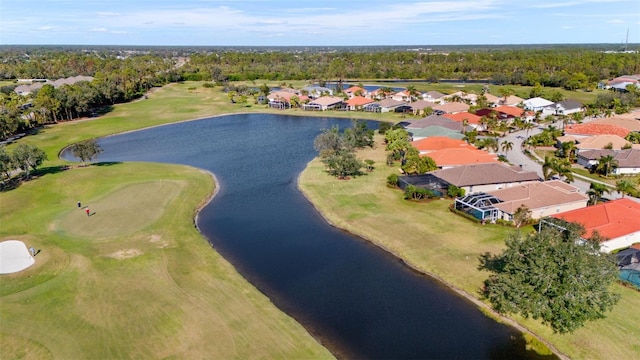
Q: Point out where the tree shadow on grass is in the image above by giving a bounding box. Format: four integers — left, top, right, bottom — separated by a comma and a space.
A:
1, 165, 70, 192
93, 161, 122, 167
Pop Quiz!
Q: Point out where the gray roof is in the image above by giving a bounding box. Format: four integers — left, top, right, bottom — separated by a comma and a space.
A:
430, 163, 541, 187
615, 149, 640, 167
424, 90, 446, 99
375, 98, 406, 108
406, 115, 462, 131
409, 100, 437, 111
577, 149, 640, 167
408, 126, 465, 140
555, 99, 583, 110
577, 149, 617, 161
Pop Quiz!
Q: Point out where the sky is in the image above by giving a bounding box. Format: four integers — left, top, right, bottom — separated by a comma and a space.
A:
1, 0, 639, 46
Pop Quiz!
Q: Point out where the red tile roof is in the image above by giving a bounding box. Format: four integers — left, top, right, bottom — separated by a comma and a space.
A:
422, 148, 499, 167
345, 86, 364, 93
345, 96, 374, 106
493, 105, 525, 117
551, 198, 640, 241
443, 112, 483, 125
564, 123, 631, 137
411, 136, 476, 152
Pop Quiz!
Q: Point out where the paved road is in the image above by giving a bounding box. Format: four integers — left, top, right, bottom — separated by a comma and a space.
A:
501, 119, 639, 203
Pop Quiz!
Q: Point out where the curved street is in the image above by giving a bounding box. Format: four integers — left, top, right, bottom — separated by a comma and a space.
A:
501, 118, 639, 203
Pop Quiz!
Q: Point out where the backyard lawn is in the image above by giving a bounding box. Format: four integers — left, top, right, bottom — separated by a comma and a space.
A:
298, 135, 640, 359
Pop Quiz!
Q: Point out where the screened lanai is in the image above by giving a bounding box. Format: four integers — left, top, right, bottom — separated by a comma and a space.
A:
454, 193, 502, 222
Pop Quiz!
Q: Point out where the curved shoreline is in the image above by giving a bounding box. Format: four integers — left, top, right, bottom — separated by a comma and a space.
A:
58, 106, 566, 359
296, 168, 569, 360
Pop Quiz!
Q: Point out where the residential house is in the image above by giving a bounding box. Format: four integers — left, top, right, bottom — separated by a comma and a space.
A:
549, 198, 640, 252
391, 90, 413, 103
302, 85, 333, 98
612, 148, 640, 174
345, 96, 374, 111
444, 91, 478, 105
423, 147, 499, 169
408, 126, 466, 141
432, 102, 470, 115
486, 180, 588, 221
430, 163, 541, 194
405, 115, 463, 132
484, 93, 501, 106
476, 105, 524, 121
443, 112, 483, 130
576, 149, 617, 169
542, 99, 583, 116
422, 90, 447, 104
302, 96, 345, 111
267, 91, 309, 109
524, 97, 554, 112
14, 75, 94, 96
577, 149, 640, 175
344, 86, 366, 98
574, 134, 634, 151
591, 117, 640, 132
411, 136, 476, 154
564, 123, 631, 139
363, 98, 406, 113
408, 100, 437, 115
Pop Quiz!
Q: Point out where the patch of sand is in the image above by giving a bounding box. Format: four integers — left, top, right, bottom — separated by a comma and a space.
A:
0, 240, 35, 274
109, 249, 142, 260
149, 234, 170, 248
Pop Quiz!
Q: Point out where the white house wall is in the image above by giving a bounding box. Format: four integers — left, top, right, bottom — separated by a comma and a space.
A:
614, 167, 640, 175
601, 231, 640, 253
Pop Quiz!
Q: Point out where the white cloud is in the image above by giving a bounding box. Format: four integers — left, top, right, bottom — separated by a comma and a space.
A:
562, 25, 574, 29
89, 27, 108, 32
36, 26, 55, 30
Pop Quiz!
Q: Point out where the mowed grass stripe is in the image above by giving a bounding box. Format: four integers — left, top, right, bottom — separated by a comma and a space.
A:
0, 162, 333, 359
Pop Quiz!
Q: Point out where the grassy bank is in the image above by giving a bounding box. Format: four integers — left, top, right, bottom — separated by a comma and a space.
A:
298, 135, 640, 359
0, 83, 337, 359
0, 162, 333, 359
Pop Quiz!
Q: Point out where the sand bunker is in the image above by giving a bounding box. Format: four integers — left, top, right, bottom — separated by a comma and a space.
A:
0, 240, 35, 274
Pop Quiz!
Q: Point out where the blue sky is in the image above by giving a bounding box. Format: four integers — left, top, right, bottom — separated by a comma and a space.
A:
1, 0, 638, 46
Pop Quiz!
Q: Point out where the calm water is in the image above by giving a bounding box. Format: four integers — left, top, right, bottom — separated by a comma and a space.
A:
77, 114, 549, 359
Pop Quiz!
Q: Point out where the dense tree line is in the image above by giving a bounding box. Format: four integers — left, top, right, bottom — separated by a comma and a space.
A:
183, 48, 639, 87
0, 51, 181, 139
1, 46, 639, 141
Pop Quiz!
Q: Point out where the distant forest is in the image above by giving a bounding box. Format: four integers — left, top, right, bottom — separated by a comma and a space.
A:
1, 45, 639, 85
0, 45, 639, 140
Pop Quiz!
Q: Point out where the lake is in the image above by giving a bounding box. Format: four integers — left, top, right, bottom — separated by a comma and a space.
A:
78, 113, 550, 359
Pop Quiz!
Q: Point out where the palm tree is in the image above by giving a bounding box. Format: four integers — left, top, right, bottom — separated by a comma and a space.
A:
553, 157, 574, 182
615, 179, 637, 198
501, 140, 513, 155
587, 182, 610, 205
559, 141, 577, 162
542, 156, 558, 181
522, 121, 535, 137
596, 155, 618, 177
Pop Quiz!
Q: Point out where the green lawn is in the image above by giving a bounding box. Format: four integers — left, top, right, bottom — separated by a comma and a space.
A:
298, 135, 640, 359
0, 81, 633, 359
0, 162, 332, 359
0, 84, 335, 359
